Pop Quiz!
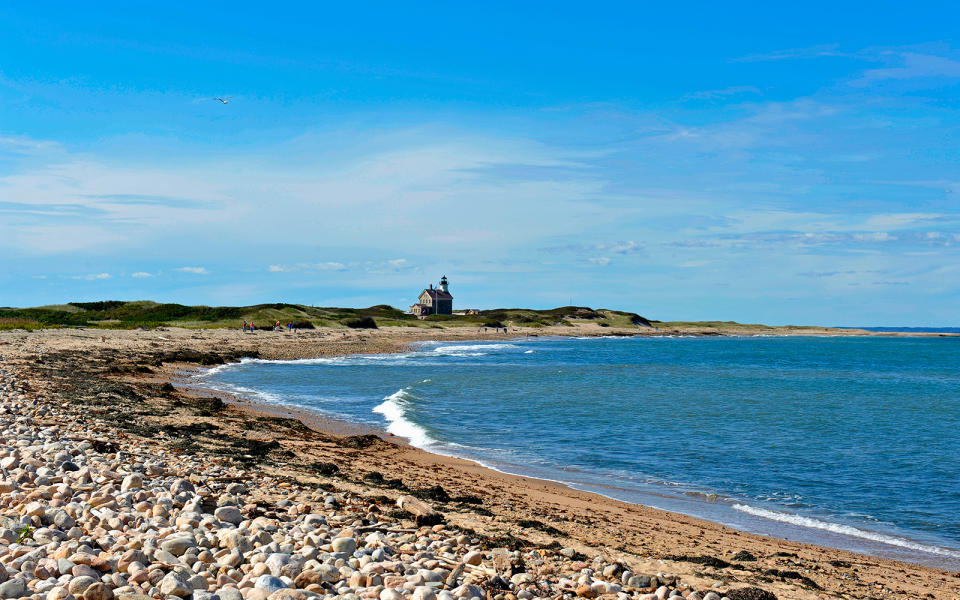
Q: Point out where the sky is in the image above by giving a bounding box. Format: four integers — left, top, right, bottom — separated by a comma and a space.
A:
1, 2, 959, 326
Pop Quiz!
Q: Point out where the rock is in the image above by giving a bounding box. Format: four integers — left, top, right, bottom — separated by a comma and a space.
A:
266, 591, 306, 600
254, 576, 287, 595
120, 474, 142, 492
67, 577, 98, 596
117, 550, 147, 573
559, 548, 576, 558
462, 551, 482, 566
411, 588, 436, 600
0, 578, 28, 599
162, 536, 196, 556
82, 583, 113, 600
380, 590, 403, 600
331, 537, 357, 554
264, 554, 291, 576
46, 586, 69, 600
170, 478, 195, 495
628, 576, 652, 589
575, 585, 596, 598
215, 506, 244, 525
159, 573, 193, 598
51, 510, 75, 530
187, 574, 209, 591
218, 530, 251, 553
510, 573, 535, 586
219, 590, 242, 600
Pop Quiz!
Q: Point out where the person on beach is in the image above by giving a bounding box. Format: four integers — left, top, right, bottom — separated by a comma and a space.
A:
242, 320, 248, 332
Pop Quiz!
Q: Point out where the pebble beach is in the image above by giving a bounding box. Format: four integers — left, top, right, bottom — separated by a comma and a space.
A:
0, 327, 957, 600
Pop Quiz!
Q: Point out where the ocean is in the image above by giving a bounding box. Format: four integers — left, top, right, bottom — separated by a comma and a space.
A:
191, 335, 960, 569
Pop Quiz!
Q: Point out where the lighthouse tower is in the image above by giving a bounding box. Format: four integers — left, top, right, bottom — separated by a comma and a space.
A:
439, 275, 449, 294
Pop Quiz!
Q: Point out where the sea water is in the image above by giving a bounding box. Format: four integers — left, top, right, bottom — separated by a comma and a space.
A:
192, 335, 960, 568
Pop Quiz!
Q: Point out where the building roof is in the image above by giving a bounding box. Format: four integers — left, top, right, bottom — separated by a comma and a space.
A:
421, 288, 452, 300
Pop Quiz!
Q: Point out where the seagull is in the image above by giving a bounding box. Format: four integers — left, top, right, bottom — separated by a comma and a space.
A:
214, 96, 231, 104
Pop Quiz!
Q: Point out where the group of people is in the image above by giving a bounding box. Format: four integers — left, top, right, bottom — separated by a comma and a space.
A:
242, 320, 298, 332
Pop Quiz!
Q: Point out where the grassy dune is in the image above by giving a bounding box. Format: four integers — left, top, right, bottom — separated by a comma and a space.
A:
0, 301, 653, 331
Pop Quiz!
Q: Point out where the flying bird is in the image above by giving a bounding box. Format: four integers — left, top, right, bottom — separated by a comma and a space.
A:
214, 96, 231, 104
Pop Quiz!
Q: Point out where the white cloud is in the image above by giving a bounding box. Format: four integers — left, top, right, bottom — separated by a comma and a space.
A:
131, 272, 153, 278
176, 266, 210, 275
684, 86, 761, 100
587, 257, 611, 266
269, 262, 347, 272
853, 52, 960, 85
70, 273, 111, 280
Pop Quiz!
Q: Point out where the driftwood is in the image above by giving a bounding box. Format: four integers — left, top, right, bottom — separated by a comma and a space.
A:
396, 494, 443, 526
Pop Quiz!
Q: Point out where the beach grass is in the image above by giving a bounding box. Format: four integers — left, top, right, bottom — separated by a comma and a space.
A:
0, 301, 659, 331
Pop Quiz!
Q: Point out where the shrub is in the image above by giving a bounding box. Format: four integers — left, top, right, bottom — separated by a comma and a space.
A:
343, 317, 377, 329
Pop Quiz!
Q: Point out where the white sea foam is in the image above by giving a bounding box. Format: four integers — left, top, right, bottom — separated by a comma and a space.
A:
733, 504, 960, 558
431, 343, 519, 354
373, 389, 436, 447
524, 350, 535, 354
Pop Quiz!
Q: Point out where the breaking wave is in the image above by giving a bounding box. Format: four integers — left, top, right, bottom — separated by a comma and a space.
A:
373, 389, 436, 447
732, 504, 960, 558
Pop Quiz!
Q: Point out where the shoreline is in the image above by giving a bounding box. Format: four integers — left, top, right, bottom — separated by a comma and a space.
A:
182, 342, 960, 571
2, 326, 959, 600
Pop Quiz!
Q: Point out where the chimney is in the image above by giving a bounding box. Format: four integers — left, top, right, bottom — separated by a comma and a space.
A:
429, 284, 433, 289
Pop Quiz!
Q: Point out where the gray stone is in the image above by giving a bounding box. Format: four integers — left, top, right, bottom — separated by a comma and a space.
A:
170, 478, 195, 495
214, 506, 244, 525
254, 575, 287, 595
628, 576, 652, 589
264, 554, 292, 577
159, 573, 192, 598
331, 537, 356, 554
218, 589, 242, 600
52, 510, 75, 530
0, 578, 28, 599
187, 574, 208, 591
120, 474, 142, 492
161, 536, 195, 556
67, 576, 98, 596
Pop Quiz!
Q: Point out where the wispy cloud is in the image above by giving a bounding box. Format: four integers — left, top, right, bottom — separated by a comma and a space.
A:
546, 240, 644, 255
70, 273, 111, 280
587, 257, 611, 266
852, 52, 960, 85
684, 86, 761, 101
176, 266, 210, 275
269, 262, 347, 273
732, 44, 853, 63
131, 272, 153, 278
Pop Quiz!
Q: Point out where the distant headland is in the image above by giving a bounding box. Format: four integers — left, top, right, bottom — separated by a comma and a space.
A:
2, 299, 955, 336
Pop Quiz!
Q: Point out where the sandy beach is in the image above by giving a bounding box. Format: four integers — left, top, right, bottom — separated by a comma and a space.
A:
0, 325, 958, 600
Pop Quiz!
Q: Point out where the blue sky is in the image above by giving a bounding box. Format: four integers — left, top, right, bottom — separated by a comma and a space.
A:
2, 2, 959, 325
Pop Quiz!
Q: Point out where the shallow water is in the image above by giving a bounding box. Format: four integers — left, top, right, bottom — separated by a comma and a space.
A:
193, 335, 960, 568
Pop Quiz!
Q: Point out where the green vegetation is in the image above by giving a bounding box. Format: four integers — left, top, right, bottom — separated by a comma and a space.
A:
649, 320, 821, 330
0, 300, 655, 331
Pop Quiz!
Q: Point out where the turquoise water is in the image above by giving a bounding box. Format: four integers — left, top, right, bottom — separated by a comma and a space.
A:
193, 336, 960, 568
